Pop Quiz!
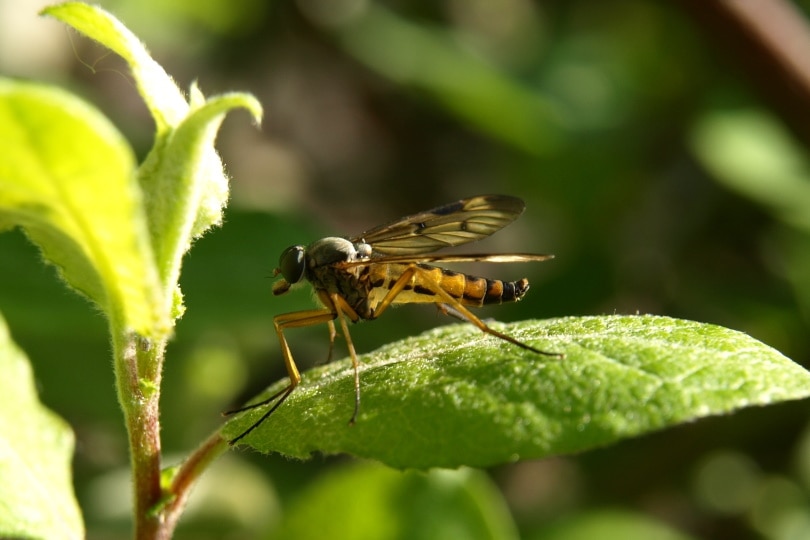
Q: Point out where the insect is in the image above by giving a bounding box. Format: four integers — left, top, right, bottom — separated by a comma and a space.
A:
225, 194, 560, 444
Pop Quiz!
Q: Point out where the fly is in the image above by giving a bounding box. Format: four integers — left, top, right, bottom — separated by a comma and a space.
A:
226, 194, 560, 444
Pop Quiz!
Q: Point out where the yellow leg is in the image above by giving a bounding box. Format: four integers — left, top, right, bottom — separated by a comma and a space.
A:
226, 306, 338, 444
325, 293, 364, 424
373, 265, 560, 357
323, 319, 337, 364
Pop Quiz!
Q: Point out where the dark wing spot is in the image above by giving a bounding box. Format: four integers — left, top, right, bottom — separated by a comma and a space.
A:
432, 200, 465, 216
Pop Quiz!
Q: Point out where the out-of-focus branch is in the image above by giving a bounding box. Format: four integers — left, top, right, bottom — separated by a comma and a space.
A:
680, 0, 810, 146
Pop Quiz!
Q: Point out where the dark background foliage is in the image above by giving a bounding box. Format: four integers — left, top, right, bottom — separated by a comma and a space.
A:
2, 1, 810, 538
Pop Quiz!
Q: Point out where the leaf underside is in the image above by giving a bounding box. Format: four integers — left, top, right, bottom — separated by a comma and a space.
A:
224, 315, 810, 469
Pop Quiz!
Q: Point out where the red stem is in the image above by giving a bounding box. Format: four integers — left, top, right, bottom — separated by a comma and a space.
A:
118, 333, 164, 539
160, 432, 230, 537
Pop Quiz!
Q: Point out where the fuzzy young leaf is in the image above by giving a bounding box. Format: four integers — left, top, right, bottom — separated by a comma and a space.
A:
224, 315, 810, 468
0, 314, 83, 540
0, 78, 161, 334
42, 2, 188, 131
41, 3, 262, 316
138, 91, 263, 297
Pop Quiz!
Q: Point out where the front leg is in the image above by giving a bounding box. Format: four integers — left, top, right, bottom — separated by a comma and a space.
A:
324, 292, 364, 424
225, 306, 338, 444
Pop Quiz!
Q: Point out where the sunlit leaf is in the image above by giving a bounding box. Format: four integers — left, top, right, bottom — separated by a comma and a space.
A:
40, 3, 262, 318
225, 315, 810, 468
0, 78, 161, 334
42, 1, 188, 131
140, 89, 263, 297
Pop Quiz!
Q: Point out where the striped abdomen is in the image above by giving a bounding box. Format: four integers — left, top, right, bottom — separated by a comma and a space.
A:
364, 263, 530, 314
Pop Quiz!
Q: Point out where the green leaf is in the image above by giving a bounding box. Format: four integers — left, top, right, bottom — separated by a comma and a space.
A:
276, 463, 518, 540
138, 88, 263, 302
42, 2, 189, 132
0, 78, 162, 335
224, 315, 810, 468
40, 3, 262, 317
0, 313, 84, 540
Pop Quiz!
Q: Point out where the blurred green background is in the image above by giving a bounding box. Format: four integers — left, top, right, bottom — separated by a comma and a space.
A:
3, 0, 810, 538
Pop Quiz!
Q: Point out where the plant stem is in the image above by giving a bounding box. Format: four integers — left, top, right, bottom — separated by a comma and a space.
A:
161, 432, 230, 537
115, 328, 229, 539
115, 330, 166, 540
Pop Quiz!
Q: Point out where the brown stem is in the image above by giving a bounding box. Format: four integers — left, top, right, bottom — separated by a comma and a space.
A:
159, 431, 230, 537
116, 332, 165, 540
114, 329, 229, 539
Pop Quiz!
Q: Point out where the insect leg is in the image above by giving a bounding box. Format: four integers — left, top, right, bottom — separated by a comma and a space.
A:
436, 303, 465, 321
225, 307, 338, 445
327, 293, 364, 424
373, 265, 561, 357
322, 319, 337, 364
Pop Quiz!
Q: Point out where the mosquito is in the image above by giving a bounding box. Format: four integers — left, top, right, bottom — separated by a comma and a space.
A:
225, 194, 560, 444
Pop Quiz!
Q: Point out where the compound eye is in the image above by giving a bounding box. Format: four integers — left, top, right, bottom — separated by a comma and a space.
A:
278, 245, 306, 284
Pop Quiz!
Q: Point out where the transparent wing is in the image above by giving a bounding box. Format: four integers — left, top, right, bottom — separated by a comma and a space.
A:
339, 253, 554, 268
353, 194, 526, 256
